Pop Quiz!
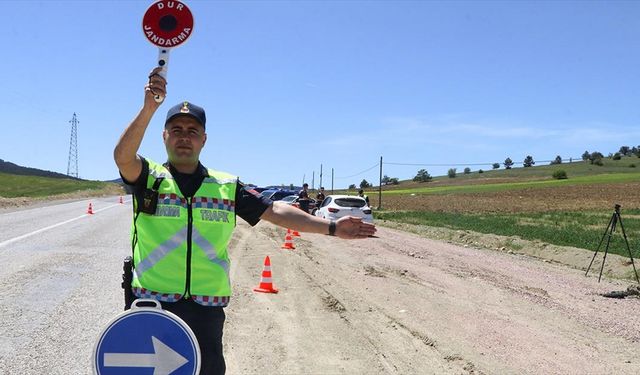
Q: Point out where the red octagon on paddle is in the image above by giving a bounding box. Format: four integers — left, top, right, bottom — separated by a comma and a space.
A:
142, 0, 194, 48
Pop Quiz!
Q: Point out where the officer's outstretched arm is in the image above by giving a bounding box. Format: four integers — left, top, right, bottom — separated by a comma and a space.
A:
260, 202, 376, 239
114, 67, 167, 183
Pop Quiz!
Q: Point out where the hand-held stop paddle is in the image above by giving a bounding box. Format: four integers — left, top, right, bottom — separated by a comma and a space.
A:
142, 0, 194, 102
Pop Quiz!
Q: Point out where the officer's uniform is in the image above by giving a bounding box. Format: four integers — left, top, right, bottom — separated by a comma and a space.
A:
359, 193, 370, 206
298, 189, 311, 213
124, 156, 271, 374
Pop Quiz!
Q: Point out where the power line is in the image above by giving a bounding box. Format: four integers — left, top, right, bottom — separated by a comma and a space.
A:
335, 163, 379, 179
385, 162, 493, 167
319, 156, 583, 187
384, 158, 581, 168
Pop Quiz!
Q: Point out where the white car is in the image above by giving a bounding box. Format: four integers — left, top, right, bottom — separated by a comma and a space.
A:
315, 195, 373, 223
278, 195, 298, 204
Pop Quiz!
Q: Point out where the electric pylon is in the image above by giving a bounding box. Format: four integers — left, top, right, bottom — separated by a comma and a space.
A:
67, 113, 79, 178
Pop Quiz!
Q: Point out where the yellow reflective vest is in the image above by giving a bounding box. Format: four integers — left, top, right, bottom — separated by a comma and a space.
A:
131, 159, 237, 306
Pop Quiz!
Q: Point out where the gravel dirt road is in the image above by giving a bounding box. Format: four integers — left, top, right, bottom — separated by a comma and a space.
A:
225, 220, 640, 375
0, 197, 639, 374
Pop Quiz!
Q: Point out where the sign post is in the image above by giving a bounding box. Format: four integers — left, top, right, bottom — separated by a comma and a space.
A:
93, 299, 200, 375
142, 0, 194, 102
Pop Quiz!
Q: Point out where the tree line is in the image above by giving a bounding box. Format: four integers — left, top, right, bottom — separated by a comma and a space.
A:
344, 145, 639, 188
406, 144, 640, 182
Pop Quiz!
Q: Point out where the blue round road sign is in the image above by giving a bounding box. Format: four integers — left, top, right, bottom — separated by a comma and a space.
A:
93, 302, 200, 375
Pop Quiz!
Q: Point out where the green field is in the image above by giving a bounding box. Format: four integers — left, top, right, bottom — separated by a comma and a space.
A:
383, 173, 640, 195
396, 156, 640, 184
376, 209, 640, 259
366, 157, 640, 257
0, 172, 114, 198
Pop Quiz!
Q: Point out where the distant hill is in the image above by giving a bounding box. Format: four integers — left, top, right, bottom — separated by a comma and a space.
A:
0, 159, 78, 180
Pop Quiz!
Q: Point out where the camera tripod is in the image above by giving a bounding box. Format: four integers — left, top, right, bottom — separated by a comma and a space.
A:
586, 204, 639, 283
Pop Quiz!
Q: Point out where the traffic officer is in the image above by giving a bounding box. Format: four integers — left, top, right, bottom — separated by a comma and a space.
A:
316, 187, 326, 205
358, 189, 370, 206
113, 67, 376, 375
297, 183, 311, 213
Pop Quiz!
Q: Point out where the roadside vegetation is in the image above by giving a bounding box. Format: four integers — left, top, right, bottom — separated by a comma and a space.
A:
378, 155, 640, 192
376, 209, 640, 259
0, 172, 120, 198
358, 154, 640, 260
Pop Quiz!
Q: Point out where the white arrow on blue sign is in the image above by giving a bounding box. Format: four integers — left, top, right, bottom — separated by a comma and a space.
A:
93, 300, 200, 375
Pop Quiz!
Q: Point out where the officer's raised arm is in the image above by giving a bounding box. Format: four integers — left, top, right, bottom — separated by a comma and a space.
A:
114, 67, 167, 183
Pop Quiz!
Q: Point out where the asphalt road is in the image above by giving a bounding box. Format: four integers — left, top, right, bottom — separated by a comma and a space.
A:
0, 197, 130, 375
1, 197, 639, 375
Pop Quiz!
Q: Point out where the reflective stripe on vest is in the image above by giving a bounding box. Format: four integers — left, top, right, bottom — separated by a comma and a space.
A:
131, 159, 237, 300
134, 227, 230, 278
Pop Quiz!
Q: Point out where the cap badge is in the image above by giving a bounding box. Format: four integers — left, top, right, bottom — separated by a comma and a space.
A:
180, 101, 190, 113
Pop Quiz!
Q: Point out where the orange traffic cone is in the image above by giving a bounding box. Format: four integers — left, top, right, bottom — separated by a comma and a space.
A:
119, 196, 124, 204
281, 232, 295, 250
253, 256, 278, 293
292, 229, 301, 237
87, 202, 94, 215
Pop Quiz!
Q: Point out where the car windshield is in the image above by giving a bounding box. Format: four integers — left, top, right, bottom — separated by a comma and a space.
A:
280, 195, 297, 203
260, 191, 275, 199
334, 198, 366, 208
271, 192, 294, 200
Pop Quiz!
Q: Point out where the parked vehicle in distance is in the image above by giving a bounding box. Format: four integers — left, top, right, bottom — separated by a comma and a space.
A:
315, 195, 373, 223
244, 186, 267, 194
278, 195, 298, 204
260, 189, 297, 201
293, 197, 317, 214
277, 195, 318, 214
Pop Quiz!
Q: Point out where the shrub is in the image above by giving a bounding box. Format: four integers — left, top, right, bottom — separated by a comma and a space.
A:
463, 167, 471, 174
612, 153, 622, 160
552, 170, 568, 179
550, 155, 562, 165
448, 168, 457, 178
589, 151, 604, 164
523, 155, 535, 167
413, 169, 432, 183
630, 164, 636, 168
478, 169, 484, 174
504, 158, 514, 169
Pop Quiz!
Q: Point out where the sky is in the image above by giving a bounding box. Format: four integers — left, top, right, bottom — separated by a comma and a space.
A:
2, 0, 639, 189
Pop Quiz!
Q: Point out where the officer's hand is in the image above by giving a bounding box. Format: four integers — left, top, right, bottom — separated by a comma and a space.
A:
335, 216, 377, 239
144, 67, 167, 109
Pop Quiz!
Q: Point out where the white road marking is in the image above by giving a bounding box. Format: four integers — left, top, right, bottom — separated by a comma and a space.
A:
0, 202, 125, 249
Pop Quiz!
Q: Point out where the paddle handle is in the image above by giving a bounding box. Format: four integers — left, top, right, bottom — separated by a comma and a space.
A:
154, 48, 171, 103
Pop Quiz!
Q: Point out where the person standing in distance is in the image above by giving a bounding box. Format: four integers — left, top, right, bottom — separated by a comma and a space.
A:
316, 187, 326, 206
297, 182, 311, 214
113, 67, 377, 375
358, 188, 370, 206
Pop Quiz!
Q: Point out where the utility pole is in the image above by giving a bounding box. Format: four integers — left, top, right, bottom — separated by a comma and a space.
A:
378, 156, 383, 209
319, 164, 323, 189
312, 171, 315, 191
331, 168, 334, 194
67, 113, 79, 178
